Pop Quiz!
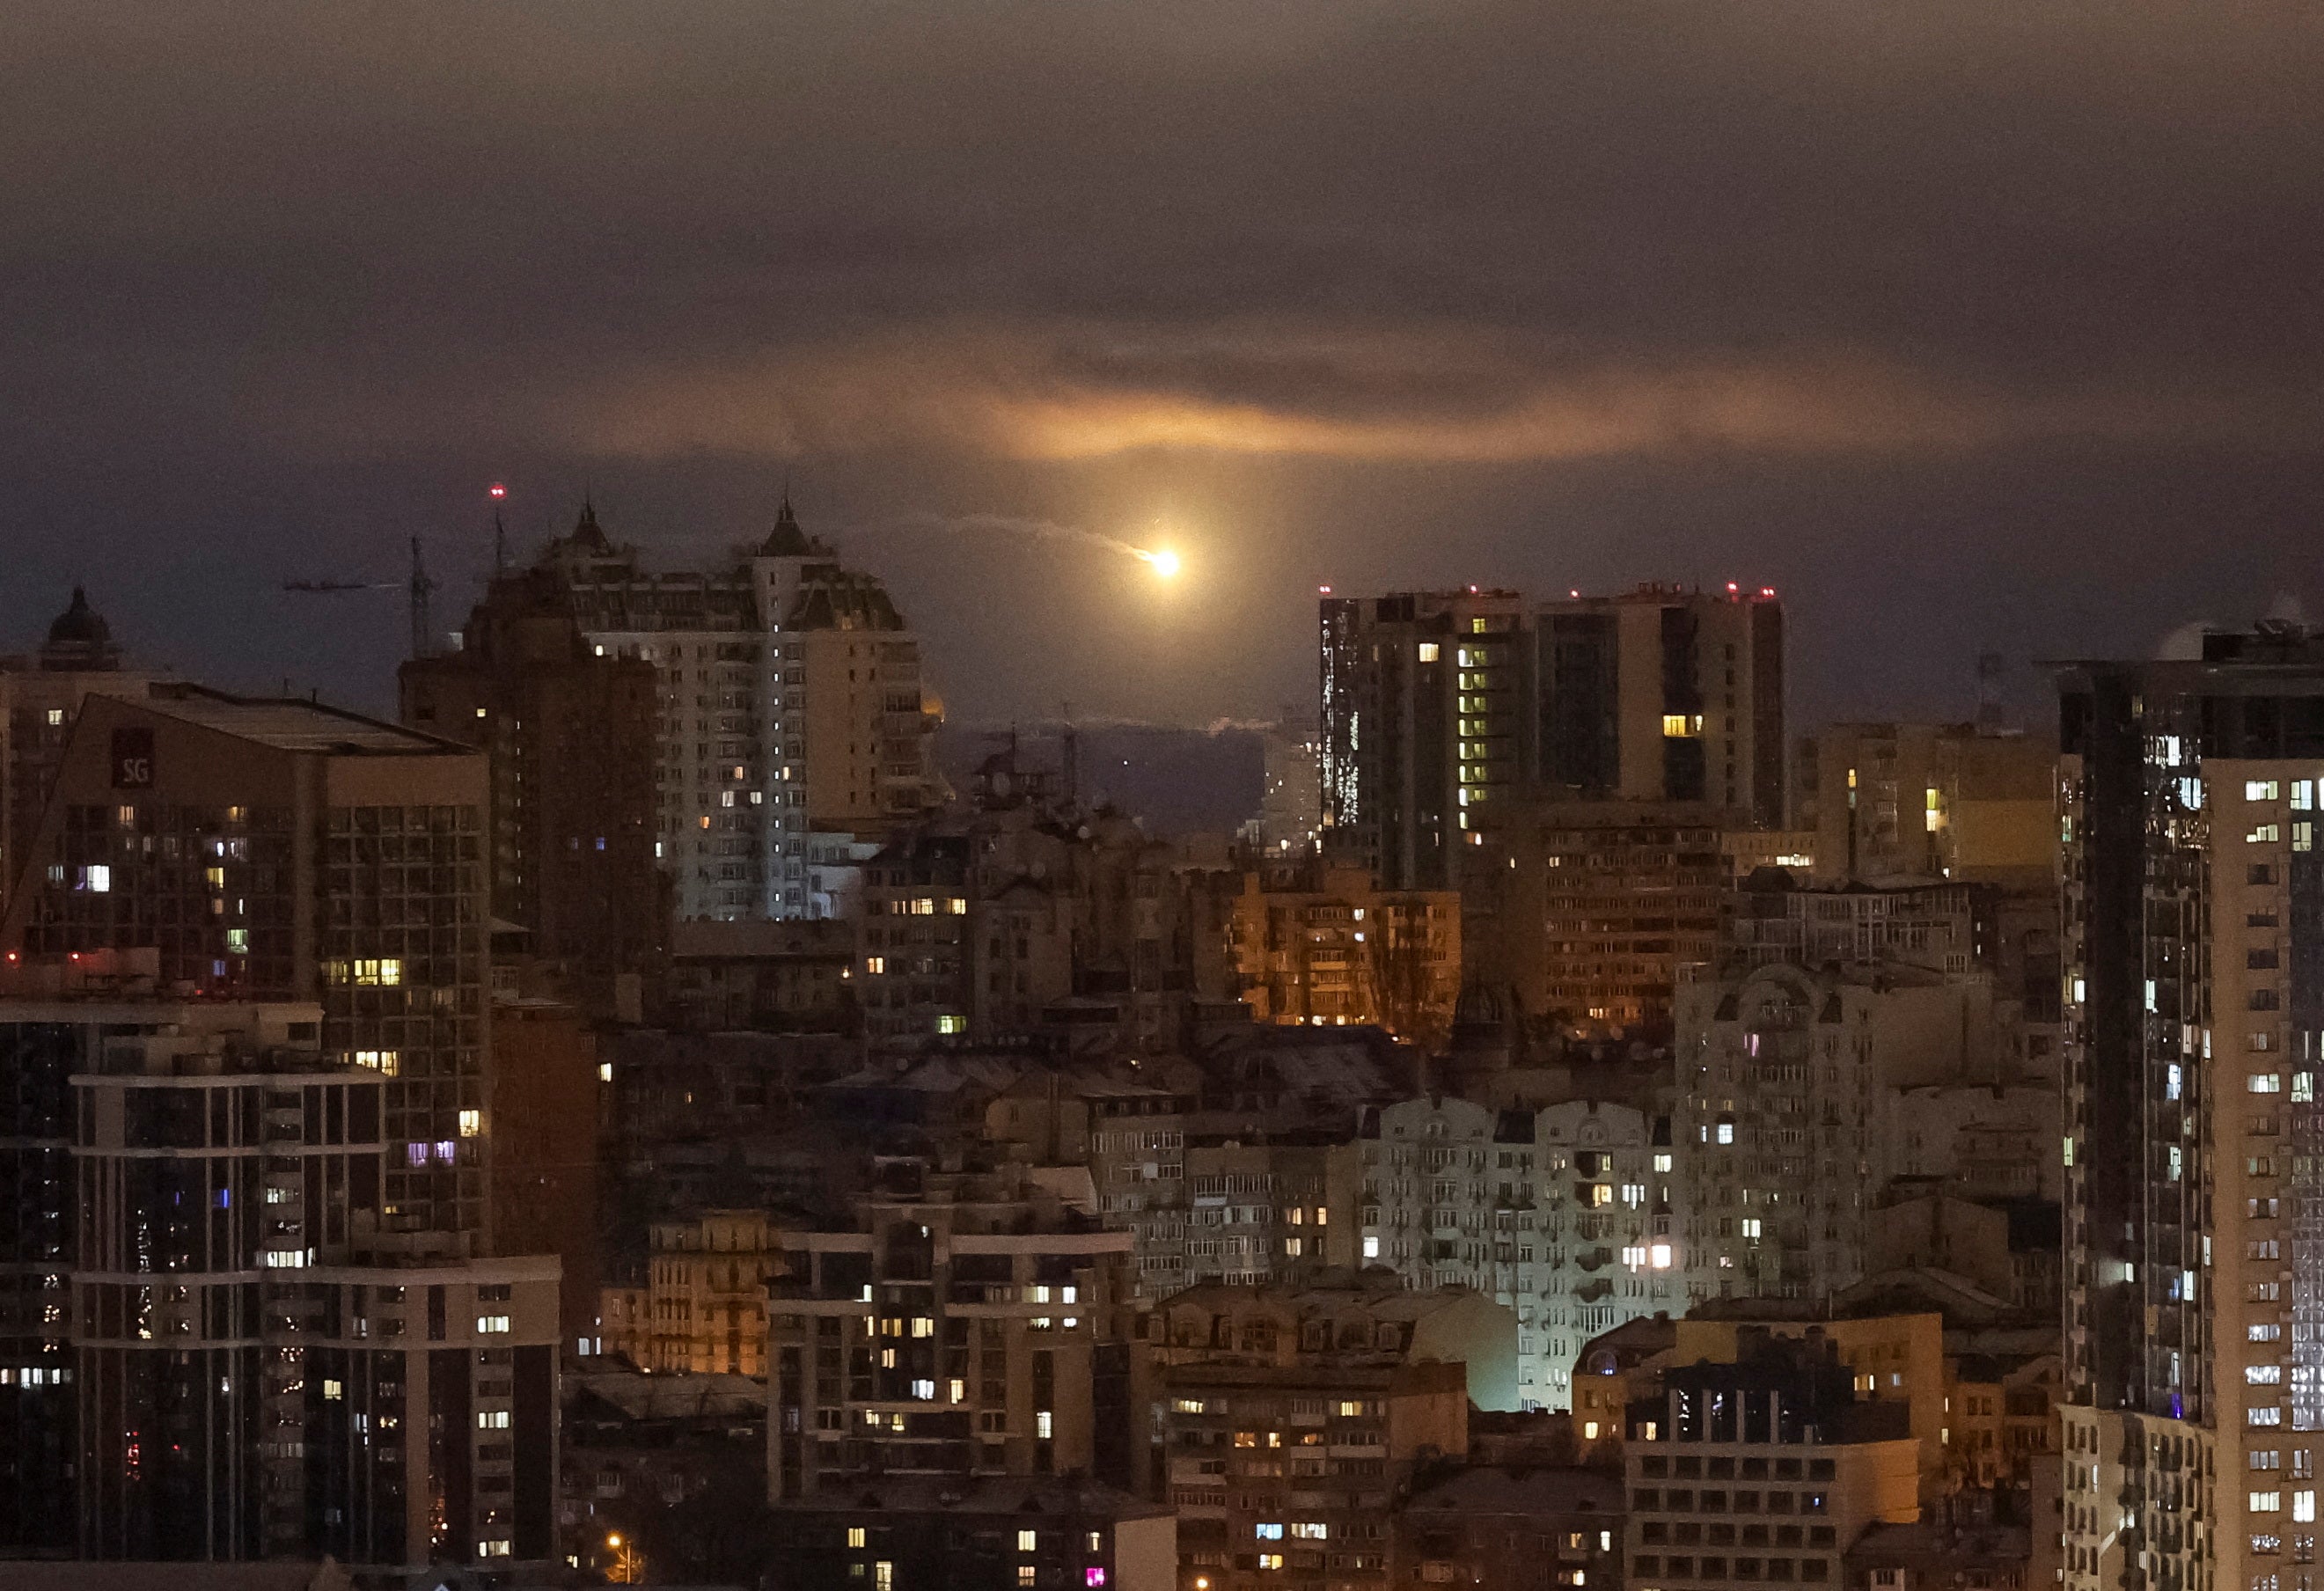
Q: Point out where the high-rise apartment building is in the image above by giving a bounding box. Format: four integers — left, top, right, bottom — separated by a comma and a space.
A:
0, 589, 158, 917
1536, 583, 1787, 826
1462, 798, 1728, 1037
399, 564, 663, 1008
1318, 583, 1786, 897
1256, 718, 1323, 860
2056, 626, 2324, 1591
1673, 959, 2016, 1304
1318, 588, 1531, 890
0, 990, 561, 1572
1, 686, 493, 1237
1797, 722, 2056, 886
539, 498, 942, 922
765, 1158, 1143, 1500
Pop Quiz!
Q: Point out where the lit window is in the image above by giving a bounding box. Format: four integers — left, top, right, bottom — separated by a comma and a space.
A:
935, 1015, 966, 1036
82, 865, 110, 893
865, 957, 887, 975
1257, 1524, 1285, 1541
45, 708, 63, 726
479, 1540, 511, 1558
848, 1528, 867, 1549
477, 1315, 510, 1334
1018, 1529, 1038, 1552
1417, 642, 1440, 663
2248, 781, 2283, 801
1037, 1411, 1053, 1438
2253, 1074, 2284, 1094
598, 1061, 612, 1082
458, 1109, 481, 1137
478, 1410, 511, 1429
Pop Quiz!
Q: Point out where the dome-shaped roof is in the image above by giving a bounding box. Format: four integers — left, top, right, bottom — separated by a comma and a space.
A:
1451, 980, 1506, 1031
40, 586, 121, 671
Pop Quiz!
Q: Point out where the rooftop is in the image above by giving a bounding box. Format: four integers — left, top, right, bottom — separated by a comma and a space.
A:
140, 683, 468, 756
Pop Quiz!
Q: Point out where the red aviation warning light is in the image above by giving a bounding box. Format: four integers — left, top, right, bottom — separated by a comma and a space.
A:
488, 483, 507, 500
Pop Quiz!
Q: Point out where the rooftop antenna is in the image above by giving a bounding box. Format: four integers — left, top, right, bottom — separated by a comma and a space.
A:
1060, 700, 1079, 811
408, 536, 436, 661
493, 510, 509, 575
1976, 650, 2005, 733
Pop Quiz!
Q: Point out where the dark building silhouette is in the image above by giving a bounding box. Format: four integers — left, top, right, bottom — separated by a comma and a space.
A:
400, 564, 664, 1013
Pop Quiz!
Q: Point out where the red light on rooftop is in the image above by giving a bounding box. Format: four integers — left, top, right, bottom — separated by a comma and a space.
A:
1467, 584, 1477, 594
1759, 587, 1777, 598
1726, 581, 1740, 592
1318, 585, 1332, 594
488, 483, 507, 499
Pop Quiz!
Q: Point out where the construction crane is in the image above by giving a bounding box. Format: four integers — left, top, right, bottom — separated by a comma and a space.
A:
282, 536, 438, 659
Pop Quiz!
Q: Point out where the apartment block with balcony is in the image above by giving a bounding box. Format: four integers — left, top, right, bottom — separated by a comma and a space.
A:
765, 1158, 1143, 1501
1358, 1094, 1680, 1410
1152, 1278, 1511, 1591
599, 1210, 783, 1375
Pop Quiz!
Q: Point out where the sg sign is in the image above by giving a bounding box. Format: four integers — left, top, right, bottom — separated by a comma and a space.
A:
111, 727, 155, 789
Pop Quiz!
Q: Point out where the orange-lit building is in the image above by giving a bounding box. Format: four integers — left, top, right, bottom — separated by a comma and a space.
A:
1212, 866, 1460, 1046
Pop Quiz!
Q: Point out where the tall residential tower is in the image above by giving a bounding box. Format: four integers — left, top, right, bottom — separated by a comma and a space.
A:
539, 498, 942, 921
2057, 624, 2324, 1591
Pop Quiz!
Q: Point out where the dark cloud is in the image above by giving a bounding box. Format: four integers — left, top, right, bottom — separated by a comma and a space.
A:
1, 0, 2320, 732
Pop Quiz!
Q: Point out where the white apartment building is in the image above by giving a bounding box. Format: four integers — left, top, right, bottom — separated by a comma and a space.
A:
1357, 1095, 1680, 1410
540, 498, 940, 921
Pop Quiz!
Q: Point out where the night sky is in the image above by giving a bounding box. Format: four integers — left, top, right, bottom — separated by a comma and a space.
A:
5, 2, 2321, 733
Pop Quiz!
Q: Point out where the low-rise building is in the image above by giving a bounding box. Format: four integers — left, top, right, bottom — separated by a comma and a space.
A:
768, 1475, 1176, 1591
1394, 1465, 1624, 1591
1152, 1277, 1517, 1591
1624, 1328, 1919, 1591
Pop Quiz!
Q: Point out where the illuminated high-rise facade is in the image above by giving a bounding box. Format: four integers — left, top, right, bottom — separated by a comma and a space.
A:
1318, 583, 1787, 894
1317, 588, 1531, 890
1535, 583, 1786, 827
540, 498, 942, 922
2057, 626, 2324, 1591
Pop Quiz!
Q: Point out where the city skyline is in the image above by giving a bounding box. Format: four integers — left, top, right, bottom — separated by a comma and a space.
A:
5, 3, 2323, 732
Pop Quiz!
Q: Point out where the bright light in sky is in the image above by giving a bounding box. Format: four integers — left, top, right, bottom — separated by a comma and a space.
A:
1136, 547, 1182, 578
